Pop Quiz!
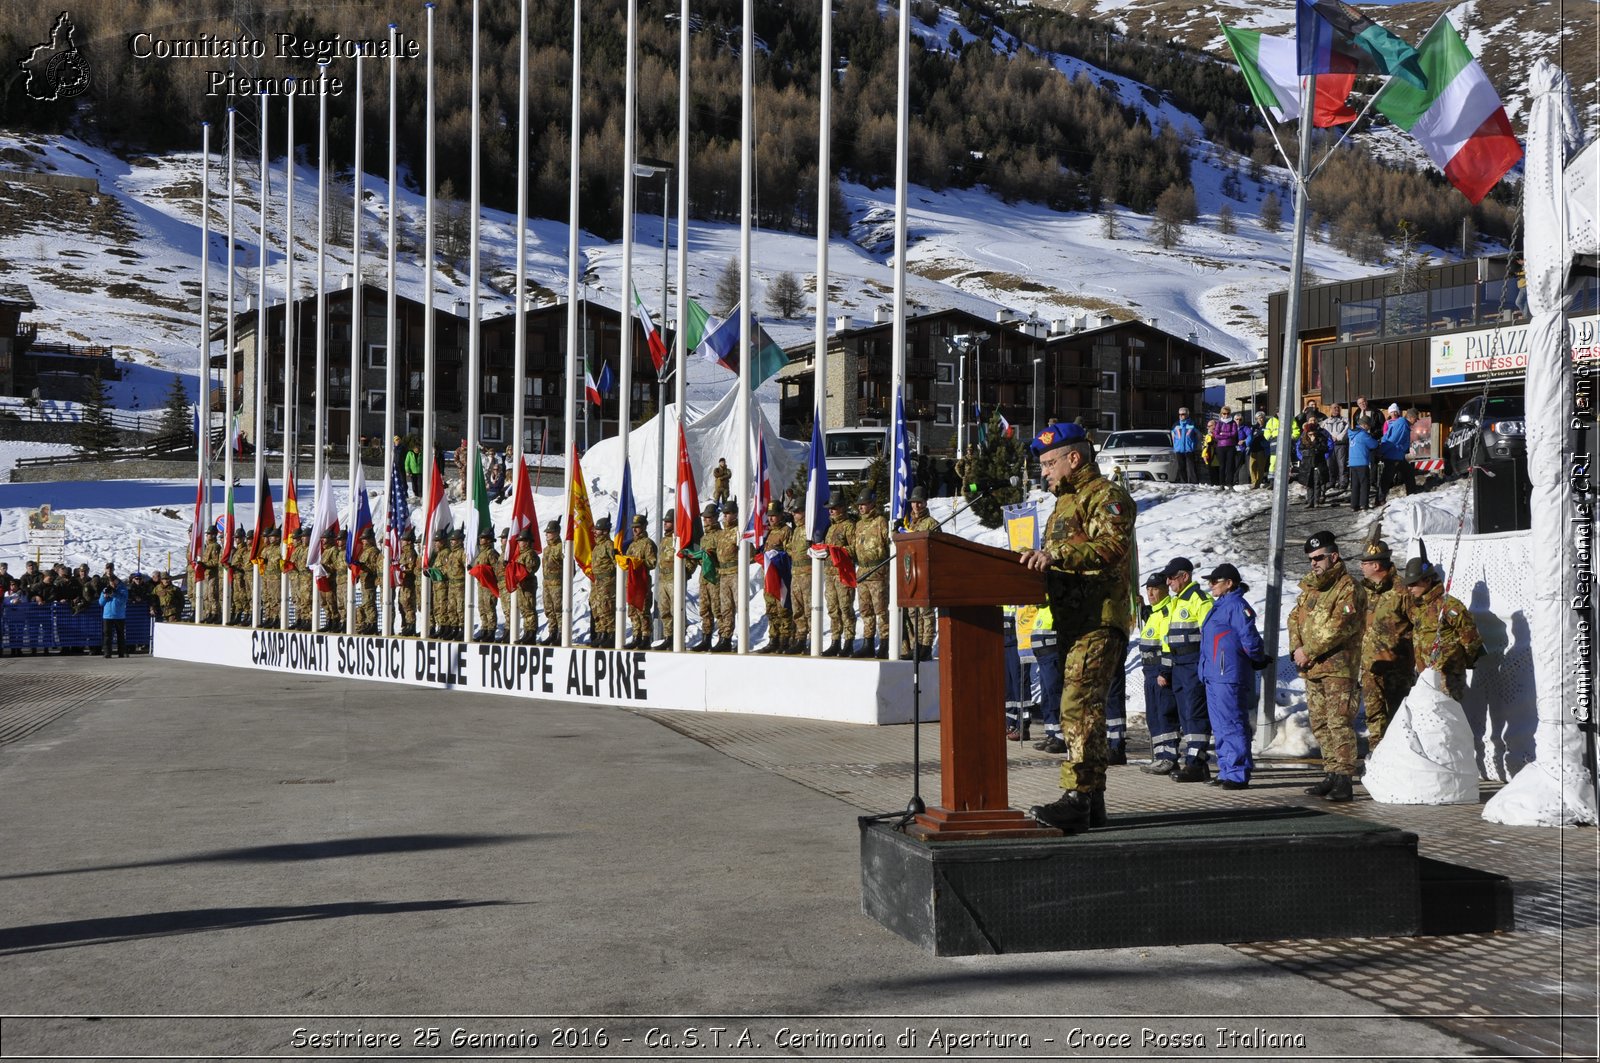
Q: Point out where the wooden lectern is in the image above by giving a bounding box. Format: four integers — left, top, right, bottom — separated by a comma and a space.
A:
895, 529, 1059, 840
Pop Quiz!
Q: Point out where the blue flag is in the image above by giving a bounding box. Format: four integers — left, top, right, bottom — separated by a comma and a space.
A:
890, 391, 912, 526
614, 459, 636, 552
346, 462, 373, 565
597, 361, 615, 398
804, 418, 830, 543
386, 444, 410, 556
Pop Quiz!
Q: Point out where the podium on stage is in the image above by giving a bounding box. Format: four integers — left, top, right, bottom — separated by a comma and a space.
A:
894, 529, 1057, 840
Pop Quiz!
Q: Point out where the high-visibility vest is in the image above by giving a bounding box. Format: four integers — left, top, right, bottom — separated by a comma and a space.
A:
1164, 581, 1213, 663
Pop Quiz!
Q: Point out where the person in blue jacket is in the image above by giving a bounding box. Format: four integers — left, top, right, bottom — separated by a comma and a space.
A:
100, 574, 130, 659
1170, 408, 1200, 485
1377, 404, 1412, 503
1347, 414, 1382, 511
1198, 563, 1268, 789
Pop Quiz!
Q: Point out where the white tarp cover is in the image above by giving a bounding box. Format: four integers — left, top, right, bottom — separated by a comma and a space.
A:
1483, 59, 1598, 826
1364, 669, 1480, 805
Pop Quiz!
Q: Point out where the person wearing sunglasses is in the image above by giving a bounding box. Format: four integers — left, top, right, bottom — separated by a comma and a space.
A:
1288, 531, 1363, 803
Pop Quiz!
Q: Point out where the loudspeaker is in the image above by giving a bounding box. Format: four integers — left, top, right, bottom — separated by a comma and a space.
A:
1473, 454, 1532, 534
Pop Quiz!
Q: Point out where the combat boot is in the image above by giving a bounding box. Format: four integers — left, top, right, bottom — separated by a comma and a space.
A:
1323, 774, 1353, 803
820, 639, 839, 657
712, 637, 733, 653
852, 639, 875, 659
874, 639, 889, 659
1029, 791, 1092, 835
1304, 773, 1336, 796
1089, 791, 1108, 829
1107, 746, 1128, 766
1172, 759, 1210, 783
690, 637, 710, 652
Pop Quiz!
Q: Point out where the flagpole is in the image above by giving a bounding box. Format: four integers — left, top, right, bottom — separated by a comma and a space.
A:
810, 0, 833, 658
1258, 75, 1317, 751
886, 0, 910, 661
671, 0, 689, 654
253, 92, 269, 628
223, 106, 237, 628
562, 0, 583, 648
348, 52, 364, 637
465, 0, 482, 644
280, 85, 297, 630
616, 0, 639, 651
735, 0, 754, 656
198, 121, 212, 545
511, 0, 530, 645
381, 23, 400, 637
421, 1, 438, 640
314, 64, 330, 631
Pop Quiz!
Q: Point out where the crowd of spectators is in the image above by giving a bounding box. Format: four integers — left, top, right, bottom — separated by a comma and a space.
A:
0, 560, 179, 656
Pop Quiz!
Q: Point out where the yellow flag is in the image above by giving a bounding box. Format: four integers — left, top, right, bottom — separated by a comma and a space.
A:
566, 445, 595, 577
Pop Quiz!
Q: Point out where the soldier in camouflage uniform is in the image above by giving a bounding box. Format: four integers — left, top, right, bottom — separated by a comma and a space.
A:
821, 492, 856, 656
711, 457, 732, 505
426, 531, 448, 637
198, 527, 223, 623
318, 530, 345, 631
1356, 531, 1413, 751
899, 486, 939, 658
471, 530, 503, 641
709, 502, 740, 652
352, 529, 380, 634
785, 499, 813, 654
1024, 422, 1137, 836
540, 520, 563, 645
589, 515, 616, 647
441, 529, 467, 639
258, 527, 284, 628
396, 528, 420, 635
852, 491, 891, 658
625, 513, 658, 650
691, 504, 721, 651
152, 571, 186, 622
759, 499, 793, 653
285, 528, 313, 630
509, 530, 539, 644
1288, 530, 1363, 803
653, 512, 676, 650
1404, 554, 1484, 704
229, 534, 254, 624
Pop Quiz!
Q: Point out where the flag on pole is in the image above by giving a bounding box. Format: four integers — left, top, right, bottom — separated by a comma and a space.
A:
567, 445, 595, 577
633, 285, 669, 375
1297, 0, 1425, 89
345, 462, 373, 569
804, 418, 831, 543
249, 467, 276, 562
597, 361, 615, 398
422, 459, 453, 567
584, 357, 604, 406
674, 422, 699, 552
221, 483, 236, 562
1221, 25, 1358, 126
190, 479, 207, 583
1372, 17, 1523, 205
812, 543, 857, 588
973, 402, 987, 446
231, 411, 244, 455
282, 469, 301, 543
385, 443, 410, 560
466, 446, 493, 551
307, 472, 338, 582
682, 296, 713, 352
746, 429, 771, 544
504, 456, 540, 588
694, 304, 791, 386
762, 547, 792, 608
615, 459, 636, 553
890, 391, 913, 526
996, 412, 1015, 439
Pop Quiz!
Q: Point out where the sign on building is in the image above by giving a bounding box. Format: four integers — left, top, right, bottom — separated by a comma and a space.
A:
1430, 314, 1599, 388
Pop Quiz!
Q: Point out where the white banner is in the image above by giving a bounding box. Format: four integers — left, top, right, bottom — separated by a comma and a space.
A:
1430, 313, 1599, 387
154, 624, 940, 726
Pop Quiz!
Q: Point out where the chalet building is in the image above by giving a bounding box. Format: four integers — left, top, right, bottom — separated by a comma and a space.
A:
0, 284, 34, 396
777, 308, 1226, 452
1, 283, 121, 401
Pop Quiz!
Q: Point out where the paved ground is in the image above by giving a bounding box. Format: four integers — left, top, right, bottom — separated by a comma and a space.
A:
0, 652, 1593, 1061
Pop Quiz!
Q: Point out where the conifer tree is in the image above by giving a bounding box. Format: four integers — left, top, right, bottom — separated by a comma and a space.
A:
963, 414, 1028, 528
73, 372, 120, 456
714, 257, 741, 316
158, 373, 193, 440
1259, 191, 1283, 233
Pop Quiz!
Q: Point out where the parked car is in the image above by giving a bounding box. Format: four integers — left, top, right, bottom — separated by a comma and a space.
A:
1094, 429, 1176, 482
1446, 394, 1525, 472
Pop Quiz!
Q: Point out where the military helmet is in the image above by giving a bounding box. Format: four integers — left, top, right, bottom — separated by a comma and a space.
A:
1359, 520, 1391, 564
545, 519, 561, 534
857, 489, 877, 505
826, 489, 846, 510
662, 511, 675, 525
766, 500, 782, 514
908, 486, 927, 504
701, 503, 719, 520
450, 528, 466, 540
720, 500, 738, 515
478, 529, 494, 541
205, 527, 218, 537
633, 513, 648, 527
595, 515, 612, 531
401, 527, 416, 540
518, 529, 534, 542
295, 527, 309, 539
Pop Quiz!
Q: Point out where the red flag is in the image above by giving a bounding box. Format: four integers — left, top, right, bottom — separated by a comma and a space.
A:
505, 455, 541, 586
674, 422, 698, 552
190, 479, 207, 583
1315, 66, 1358, 127
468, 563, 501, 598
617, 554, 650, 611
820, 544, 857, 588
422, 458, 453, 567
634, 286, 668, 374
282, 469, 302, 541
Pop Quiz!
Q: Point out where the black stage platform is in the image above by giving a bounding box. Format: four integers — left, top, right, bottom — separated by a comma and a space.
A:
861, 805, 1512, 956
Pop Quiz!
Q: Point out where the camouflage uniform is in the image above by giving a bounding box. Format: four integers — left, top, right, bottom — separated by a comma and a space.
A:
1288, 563, 1363, 775
1041, 463, 1136, 794
712, 461, 732, 505
1359, 568, 1414, 749
396, 535, 419, 635
853, 504, 891, 652
198, 534, 223, 623
759, 504, 793, 651
471, 537, 503, 639
507, 534, 539, 644
355, 537, 382, 633
441, 534, 467, 637
786, 510, 812, 652
318, 535, 346, 630
258, 532, 283, 627
625, 519, 658, 648
822, 510, 857, 653
710, 511, 741, 646
654, 520, 676, 645
228, 539, 254, 623
285, 532, 313, 629
1411, 581, 1484, 703
589, 524, 616, 645
152, 577, 186, 622
901, 507, 939, 656
541, 526, 564, 643
693, 509, 722, 648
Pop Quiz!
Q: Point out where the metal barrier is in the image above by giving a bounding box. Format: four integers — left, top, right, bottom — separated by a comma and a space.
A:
0, 602, 154, 652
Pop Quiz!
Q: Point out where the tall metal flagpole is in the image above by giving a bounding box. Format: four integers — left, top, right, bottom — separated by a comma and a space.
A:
280, 85, 297, 629
886, 0, 910, 661
421, 2, 438, 640
511, 0, 530, 644
671, 0, 689, 653
253, 93, 269, 628
1258, 77, 1317, 750
810, 0, 832, 657
223, 106, 237, 627
735, 0, 753, 655
198, 122, 212, 538
561, 0, 582, 648
314, 66, 330, 630
465, 0, 482, 644
616, 0, 639, 651
347, 53, 364, 637
382, 23, 401, 637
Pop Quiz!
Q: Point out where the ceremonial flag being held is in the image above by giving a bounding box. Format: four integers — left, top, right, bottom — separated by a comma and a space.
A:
804, 418, 830, 543
386, 444, 410, 560
504, 456, 540, 588
633, 285, 669, 375
422, 459, 453, 567
465, 447, 493, 554
221, 483, 236, 563
345, 462, 373, 572
746, 429, 771, 543
1221, 25, 1357, 126
890, 391, 913, 526
307, 472, 338, 584
567, 445, 595, 578
614, 459, 637, 553
1373, 17, 1523, 205
190, 479, 207, 583
674, 422, 699, 551
1297, 0, 1425, 89
250, 467, 276, 562
762, 547, 792, 609
282, 469, 301, 543
468, 558, 501, 598
812, 543, 857, 588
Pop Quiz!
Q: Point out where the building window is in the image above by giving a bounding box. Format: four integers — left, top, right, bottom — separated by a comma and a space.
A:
929, 320, 947, 337
366, 344, 386, 369
935, 361, 954, 384
1099, 370, 1118, 392
523, 418, 548, 453
270, 405, 284, 433
934, 403, 954, 426
525, 376, 543, 398
480, 414, 503, 442
1100, 410, 1117, 432
365, 389, 386, 413
482, 375, 501, 395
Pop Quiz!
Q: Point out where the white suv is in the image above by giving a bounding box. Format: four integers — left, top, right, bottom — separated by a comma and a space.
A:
1095, 430, 1176, 482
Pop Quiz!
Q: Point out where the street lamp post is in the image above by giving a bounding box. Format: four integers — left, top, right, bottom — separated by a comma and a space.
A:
633, 161, 672, 588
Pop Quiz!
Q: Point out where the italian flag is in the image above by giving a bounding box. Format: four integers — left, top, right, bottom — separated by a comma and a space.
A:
1221, 25, 1356, 127
633, 285, 669, 375
1374, 17, 1522, 205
